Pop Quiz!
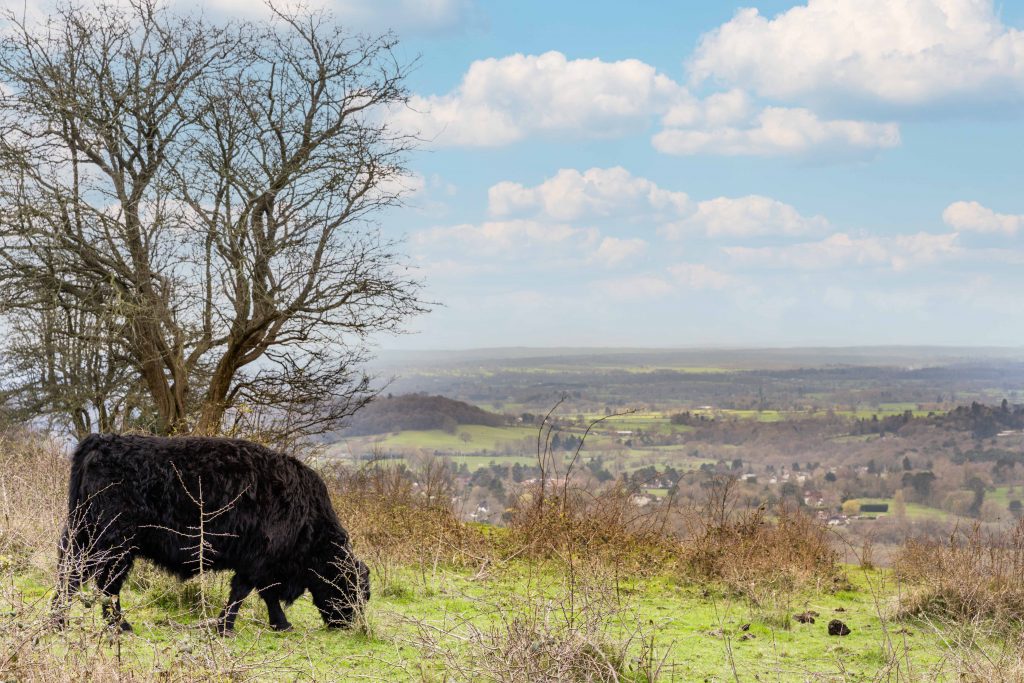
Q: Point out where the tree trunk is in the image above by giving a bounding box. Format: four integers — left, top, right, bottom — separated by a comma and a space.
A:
194, 341, 247, 435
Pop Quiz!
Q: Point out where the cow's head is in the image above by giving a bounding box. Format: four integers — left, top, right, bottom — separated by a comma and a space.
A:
309, 540, 370, 628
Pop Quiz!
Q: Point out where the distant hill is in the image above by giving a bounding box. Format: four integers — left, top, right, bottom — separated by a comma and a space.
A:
343, 394, 506, 436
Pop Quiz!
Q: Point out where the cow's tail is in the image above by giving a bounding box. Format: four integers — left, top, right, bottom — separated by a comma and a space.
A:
53, 434, 102, 627
67, 433, 102, 519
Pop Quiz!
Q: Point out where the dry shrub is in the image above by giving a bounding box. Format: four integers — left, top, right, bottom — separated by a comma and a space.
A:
895, 519, 1024, 632
680, 478, 840, 601
0, 428, 68, 570
496, 403, 679, 575
933, 627, 1024, 683
321, 459, 489, 572
0, 613, 130, 683
503, 481, 679, 574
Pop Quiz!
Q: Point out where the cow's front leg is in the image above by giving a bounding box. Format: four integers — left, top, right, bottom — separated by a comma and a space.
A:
217, 574, 253, 635
258, 587, 292, 632
96, 553, 134, 633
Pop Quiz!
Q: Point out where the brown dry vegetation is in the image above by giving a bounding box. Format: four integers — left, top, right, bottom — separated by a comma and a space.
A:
896, 520, 1024, 633
678, 475, 842, 601
502, 482, 679, 572
0, 429, 67, 570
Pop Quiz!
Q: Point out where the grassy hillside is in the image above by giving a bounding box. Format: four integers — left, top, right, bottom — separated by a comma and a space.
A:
3, 562, 979, 681
3, 431, 1023, 682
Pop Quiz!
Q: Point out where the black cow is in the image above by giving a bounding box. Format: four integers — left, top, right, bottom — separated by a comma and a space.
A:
53, 434, 369, 634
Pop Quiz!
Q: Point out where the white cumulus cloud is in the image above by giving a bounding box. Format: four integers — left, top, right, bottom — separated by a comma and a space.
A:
654, 107, 900, 157
690, 0, 1024, 108
393, 50, 899, 158
724, 232, 961, 271
413, 218, 649, 268
488, 167, 827, 240
489, 167, 690, 221
413, 219, 593, 254
943, 201, 1023, 235
594, 275, 675, 300
662, 88, 754, 128
662, 194, 830, 239
393, 51, 683, 146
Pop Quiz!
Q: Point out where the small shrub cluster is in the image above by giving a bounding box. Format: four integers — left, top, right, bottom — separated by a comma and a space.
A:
680, 496, 840, 602
895, 520, 1024, 633
0, 429, 68, 570
503, 482, 679, 574
937, 635, 1024, 683
321, 460, 490, 571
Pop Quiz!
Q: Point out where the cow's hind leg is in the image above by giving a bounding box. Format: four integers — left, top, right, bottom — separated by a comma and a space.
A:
95, 552, 135, 632
217, 574, 253, 635
258, 587, 292, 632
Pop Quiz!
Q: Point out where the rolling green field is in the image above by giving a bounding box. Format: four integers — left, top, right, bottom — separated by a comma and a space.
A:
987, 485, 1024, 509
338, 424, 535, 454
3, 563, 979, 681
335, 403, 942, 462
851, 498, 950, 522
586, 414, 694, 435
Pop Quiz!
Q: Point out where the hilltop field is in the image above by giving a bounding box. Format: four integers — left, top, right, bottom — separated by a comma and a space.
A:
5, 559, 1006, 682
4, 428, 1024, 682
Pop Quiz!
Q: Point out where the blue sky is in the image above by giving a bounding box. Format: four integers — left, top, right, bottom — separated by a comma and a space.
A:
197, 1, 1024, 349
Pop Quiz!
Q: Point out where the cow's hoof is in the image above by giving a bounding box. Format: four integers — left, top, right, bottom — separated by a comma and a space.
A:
210, 619, 229, 635
108, 620, 133, 633
270, 622, 292, 632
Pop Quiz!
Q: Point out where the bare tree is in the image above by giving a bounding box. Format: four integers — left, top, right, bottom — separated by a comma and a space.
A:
2, 298, 145, 436
0, 1, 425, 440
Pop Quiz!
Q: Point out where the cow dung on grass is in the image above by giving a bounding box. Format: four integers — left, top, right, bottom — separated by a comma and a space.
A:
828, 619, 851, 636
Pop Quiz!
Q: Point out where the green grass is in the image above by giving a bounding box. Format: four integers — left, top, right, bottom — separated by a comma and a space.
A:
3, 563, 971, 681
717, 409, 788, 422
987, 485, 1024, 509
330, 403, 942, 464
852, 498, 950, 521
356, 424, 534, 453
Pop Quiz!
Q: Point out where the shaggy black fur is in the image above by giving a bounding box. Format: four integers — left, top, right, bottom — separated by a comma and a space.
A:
53, 434, 369, 634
